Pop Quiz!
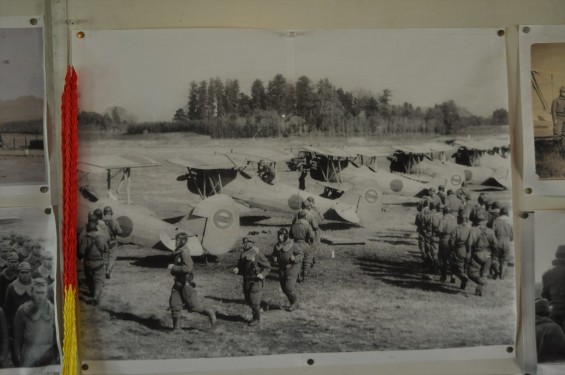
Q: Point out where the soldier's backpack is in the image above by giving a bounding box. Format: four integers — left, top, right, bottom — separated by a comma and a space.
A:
473, 227, 492, 262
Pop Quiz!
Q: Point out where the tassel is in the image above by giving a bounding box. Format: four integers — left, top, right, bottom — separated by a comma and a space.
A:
61, 66, 79, 375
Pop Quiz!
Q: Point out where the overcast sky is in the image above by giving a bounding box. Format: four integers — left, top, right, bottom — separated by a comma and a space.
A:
73, 28, 508, 122
0, 27, 44, 101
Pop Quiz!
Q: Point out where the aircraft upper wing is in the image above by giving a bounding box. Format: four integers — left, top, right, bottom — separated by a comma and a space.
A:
346, 146, 391, 158
227, 148, 295, 163
303, 146, 353, 158
167, 154, 241, 170
79, 155, 161, 170
393, 142, 453, 155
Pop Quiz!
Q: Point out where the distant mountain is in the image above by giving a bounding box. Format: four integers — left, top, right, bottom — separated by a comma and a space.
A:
0, 95, 43, 124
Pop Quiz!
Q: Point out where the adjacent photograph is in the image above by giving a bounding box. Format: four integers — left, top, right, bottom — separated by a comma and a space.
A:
0, 207, 60, 373
531, 43, 565, 179
0, 22, 48, 187
534, 211, 565, 365
72, 28, 516, 368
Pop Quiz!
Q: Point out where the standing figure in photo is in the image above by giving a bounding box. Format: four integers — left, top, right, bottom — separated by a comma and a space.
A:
437, 207, 457, 283
168, 232, 216, 330
272, 228, 303, 311
257, 160, 276, 184
552, 86, 565, 144
490, 207, 513, 280
32, 251, 55, 285
13, 278, 58, 367
78, 221, 107, 306
535, 297, 565, 363
429, 203, 444, 273
24, 243, 43, 273
466, 213, 496, 296
233, 237, 271, 326
102, 206, 122, 279
0, 242, 11, 272
415, 199, 432, 266
542, 245, 565, 331
0, 253, 19, 307
449, 215, 472, 290
4, 262, 33, 330
290, 209, 316, 282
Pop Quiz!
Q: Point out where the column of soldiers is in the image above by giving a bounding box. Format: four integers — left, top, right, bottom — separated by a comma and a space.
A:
0, 232, 57, 368
415, 183, 513, 297
77, 206, 122, 307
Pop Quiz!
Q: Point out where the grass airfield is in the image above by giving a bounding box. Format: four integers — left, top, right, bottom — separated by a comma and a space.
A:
78, 132, 516, 360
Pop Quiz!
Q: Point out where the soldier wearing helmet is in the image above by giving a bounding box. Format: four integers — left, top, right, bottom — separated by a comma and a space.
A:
78, 221, 108, 306
0, 252, 19, 308
233, 237, 271, 326
429, 202, 444, 273
437, 206, 457, 283
4, 262, 33, 331
0, 241, 10, 272
272, 228, 303, 311
466, 212, 497, 296
290, 210, 316, 282
168, 232, 216, 330
24, 242, 43, 273
257, 159, 276, 184
490, 206, 513, 280
102, 205, 122, 279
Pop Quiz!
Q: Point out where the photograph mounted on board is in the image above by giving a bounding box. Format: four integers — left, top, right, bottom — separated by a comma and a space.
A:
72, 28, 515, 366
530, 43, 565, 179
533, 212, 565, 365
0, 22, 48, 187
0, 207, 60, 373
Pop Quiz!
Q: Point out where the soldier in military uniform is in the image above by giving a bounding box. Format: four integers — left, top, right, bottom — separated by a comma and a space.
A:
102, 206, 122, 279
466, 213, 497, 296
542, 245, 565, 331
13, 278, 58, 367
4, 262, 33, 331
415, 200, 431, 266
437, 207, 458, 283
429, 203, 444, 273
448, 215, 472, 290
0, 242, 10, 272
290, 210, 316, 282
490, 206, 513, 280
552, 86, 565, 144
233, 237, 271, 326
32, 251, 55, 285
444, 190, 462, 214
257, 160, 276, 184
168, 232, 216, 330
0, 306, 7, 368
23, 243, 43, 273
78, 221, 107, 306
272, 228, 303, 311
0, 253, 18, 308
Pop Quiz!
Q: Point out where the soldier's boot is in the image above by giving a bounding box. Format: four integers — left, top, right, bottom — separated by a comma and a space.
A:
460, 278, 468, 291
249, 308, 261, 326
287, 294, 299, 311
206, 308, 217, 326
172, 317, 181, 330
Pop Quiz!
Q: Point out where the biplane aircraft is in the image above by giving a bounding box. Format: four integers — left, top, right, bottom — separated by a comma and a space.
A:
388, 142, 501, 187
452, 138, 511, 189
299, 146, 465, 199
78, 155, 240, 256
168, 150, 382, 225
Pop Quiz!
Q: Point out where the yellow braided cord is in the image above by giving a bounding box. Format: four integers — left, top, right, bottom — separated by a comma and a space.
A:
62, 285, 78, 375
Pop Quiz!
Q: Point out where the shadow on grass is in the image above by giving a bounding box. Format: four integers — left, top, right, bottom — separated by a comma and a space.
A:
367, 231, 417, 247
102, 309, 171, 332
320, 222, 359, 231
129, 254, 171, 268
355, 256, 459, 294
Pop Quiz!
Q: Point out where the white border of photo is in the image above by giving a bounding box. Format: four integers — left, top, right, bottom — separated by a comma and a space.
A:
519, 25, 565, 196
0, 16, 51, 203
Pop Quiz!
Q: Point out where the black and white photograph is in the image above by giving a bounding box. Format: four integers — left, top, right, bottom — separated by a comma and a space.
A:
0, 18, 48, 190
72, 28, 516, 370
533, 212, 565, 367
0, 206, 60, 373
530, 43, 565, 179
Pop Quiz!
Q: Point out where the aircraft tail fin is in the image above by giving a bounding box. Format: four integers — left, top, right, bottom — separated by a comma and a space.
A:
338, 182, 383, 225
181, 194, 240, 256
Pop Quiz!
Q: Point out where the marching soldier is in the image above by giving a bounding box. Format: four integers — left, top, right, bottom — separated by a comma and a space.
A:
437, 185, 446, 205
32, 251, 55, 285
415, 200, 431, 265
272, 228, 303, 311
233, 237, 271, 326
429, 203, 444, 273
23, 242, 43, 273
290, 210, 316, 282
437, 207, 457, 283
491, 206, 513, 280
449, 215, 472, 290
102, 206, 122, 279
13, 278, 58, 367
78, 221, 107, 306
168, 232, 217, 330
444, 189, 462, 214
466, 212, 497, 296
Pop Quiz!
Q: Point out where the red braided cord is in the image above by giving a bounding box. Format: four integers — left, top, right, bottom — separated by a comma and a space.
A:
62, 66, 78, 287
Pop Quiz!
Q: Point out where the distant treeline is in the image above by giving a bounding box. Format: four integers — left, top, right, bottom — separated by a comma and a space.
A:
79, 74, 509, 138
0, 119, 43, 134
